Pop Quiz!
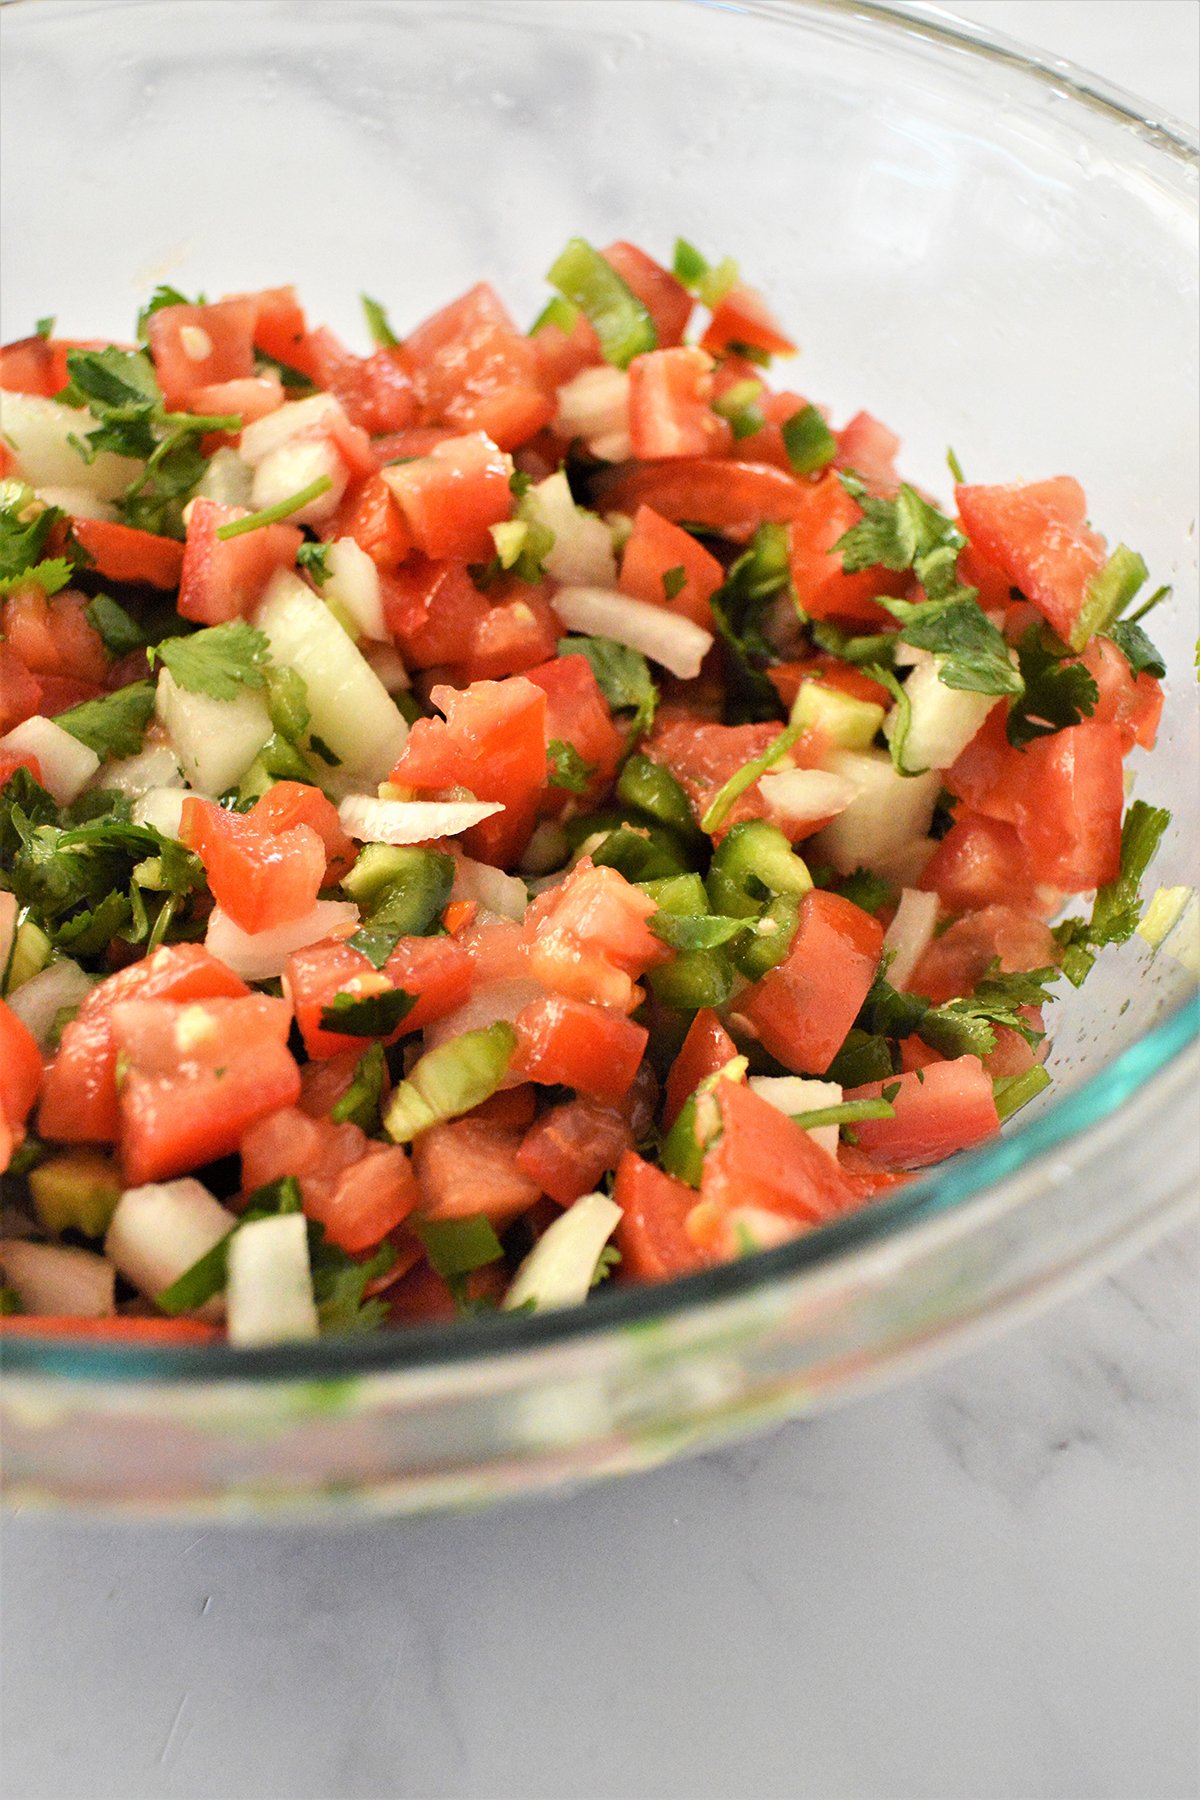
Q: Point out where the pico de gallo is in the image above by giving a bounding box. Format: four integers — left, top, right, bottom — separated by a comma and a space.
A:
0, 238, 1176, 1345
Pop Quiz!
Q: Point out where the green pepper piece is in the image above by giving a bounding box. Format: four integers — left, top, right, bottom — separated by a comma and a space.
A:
706, 819, 812, 919
546, 238, 657, 369
730, 892, 801, 981
384, 1022, 517, 1145
648, 947, 735, 1012
617, 753, 702, 845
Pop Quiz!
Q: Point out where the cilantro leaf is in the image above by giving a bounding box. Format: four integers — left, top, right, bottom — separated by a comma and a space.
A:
1054, 800, 1171, 983
296, 541, 332, 585
1106, 621, 1166, 680
318, 988, 415, 1037
919, 966, 1055, 1060
1006, 626, 1099, 745
882, 595, 1023, 698
0, 481, 67, 587
834, 474, 960, 576
310, 1229, 394, 1333
135, 285, 206, 339
329, 1042, 386, 1132
709, 522, 793, 722
361, 294, 400, 349
0, 556, 75, 598
560, 636, 659, 740
53, 681, 156, 760
547, 739, 596, 794
148, 621, 271, 700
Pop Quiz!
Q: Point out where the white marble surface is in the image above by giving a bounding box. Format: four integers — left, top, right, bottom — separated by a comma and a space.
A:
2, 6, 1198, 1799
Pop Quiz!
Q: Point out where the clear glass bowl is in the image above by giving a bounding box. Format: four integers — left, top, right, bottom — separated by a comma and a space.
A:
1, 0, 1196, 1517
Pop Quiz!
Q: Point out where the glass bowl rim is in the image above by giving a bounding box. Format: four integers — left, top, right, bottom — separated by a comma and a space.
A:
1, 0, 1197, 1385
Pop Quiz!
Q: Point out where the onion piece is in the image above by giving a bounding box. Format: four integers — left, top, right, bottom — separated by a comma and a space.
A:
523, 470, 618, 586
748, 1075, 843, 1159
226, 1213, 319, 1347
421, 978, 543, 1057
0, 717, 100, 805
238, 391, 344, 465
757, 767, 858, 833
0, 1240, 116, 1318
451, 854, 528, 922
338, 793, 504, 846
5, 958, 93, 1049
132, 786, 189, 840
205, 900, 359, 982
95, 740, 184, 799
35, 484, 118, 522
551, 586, 713, 680
882, 887, 940, 990
553, 368, 631, 464
324, 536, 387, 641
105, 1178, 237, 1318
502, 1192, 623, 1313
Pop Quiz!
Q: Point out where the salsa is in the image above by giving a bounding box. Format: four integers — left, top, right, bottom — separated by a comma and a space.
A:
0, 238, 1174, 1343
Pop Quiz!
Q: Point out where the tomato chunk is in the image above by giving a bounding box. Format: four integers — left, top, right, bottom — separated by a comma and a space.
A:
0, 999, 43, 1172
181, 795, 326, 934
846, 1055, 1000, 1168
698, 1079, 855, 1224
3, 587, 107, 684
524, 652, 625, 807
517, 1097, 635, 1206
70, 518, 184, 590
146, 300, 257, 407
663, 1006, 738, 1130
110, 993, 300, 1185
627, 347, 731, 460
512, 995, 648, 1104
910, 905, 1058, 1005
602, 242, 693, 348
402, 283, 554, 450
381, 431, 513, 562
177, 497, 301, 624
524, 859, 669, 1012
618, 504, 725, 630
240, 1106, 418, 1252
956, 478, 1106, 645
330, 473, 413, 574
613, 1150, 710, 1283
740, 890, 884, 1075
412, 1116, 541, 1229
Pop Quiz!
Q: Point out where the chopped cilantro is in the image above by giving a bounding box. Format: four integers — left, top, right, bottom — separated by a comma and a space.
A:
661, 565, 688, 602
0, 556, 74, 598
148, 621, 271, 700
296, 540, 332, 585
709, 522, 794, 722
0, 481, 69, 590
1054, 800, 1172, 985
881, 594, 1023, 699
215, 476, 331, 539
810, 620, 898, 667
360, 293, 400, 348
830, 868, 897, 915
310, 1230, 394, 1334
329, 1042, 387, 1132
1107, 620, 1166, 680
318, 987, 415, 1037
918, 966, 1056, 1060
560, 636, 659, 740
700, 721, 802, 832
53, 681, 157, 760
1007, 626, 1099, 745
547, 739, 596, 794
946, 446, 965, 483
135, 284, 206, 339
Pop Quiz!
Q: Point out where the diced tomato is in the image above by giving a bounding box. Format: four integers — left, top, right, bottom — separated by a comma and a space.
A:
110, 993, 300, 1185
594, 456, 809, 540
836, 1141, 909, 1200
919, 809, 1061, 918
0, 335, 57, 395
402, 283, 554, 450
983, 1006, 1047, 1081
3, 587, 107, 685
602, 242, 693, 348
181, 795, 325, 934
250, 780, 356, 884
38, 945, 249, 1144
469, 1085, 539, 1133
740, 890, 884, 1075
517, 1096, 635, 1205
663, 1006, 738, 1130
390, 674, 547, 866
69, 518, 184, 590
234, 285, 315, 375
285, 933, 471, 1060
767, 655, 893, 711
386, 1259, 507, 1325
613, 1149, 711, 1283
700, 283, 796, 358
304, 327, 419, 436
0, 746, 42, 787
834, 410, 901, 497
458, 587, 559, 683
412, 1116, 541, 1229
910, 904, 1058, 1005
1084, 635, 1163, 752
523, 652, 625, 806
627, 346, 730, 460
383, 935, 474, 1031
0, 998, 43, 1172
382, 556, 490, 667
648, 718, 799, 837
946, 713, 1125, 891
618, 504, 725, 630
0, 642, 44, 734
846, 1055, 1000, 1168
330, 473, 413, 574
529, 307, 601, 388
957, 536, 1015, 612
382, 431, 513, 562
698, 1078, 855, 1224
788, 471, 907, 623
146, 300, 258, 408
899, 1034, 944, 1073
0, 1315, 222, 1343
512, 995, 648, 1104
176, 497, 301, 625
299, 1047, 386, 1120
240, 1105, 418, 1252
524, 859, 669, 1013
956, 478, 1107, 645
186, 373, 284, 423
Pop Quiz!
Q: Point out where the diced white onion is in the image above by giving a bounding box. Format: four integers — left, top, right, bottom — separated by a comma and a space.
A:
238, 392, 344, 465
523, 470, 618, 586
324, 536, 387, 641
757, 767, 859, 834
551, 585, 712, 680
34, 484, 118, 522
104, 1178, 237, 1317
5, 957, 93, 1049
94, 739, 184, 799
205, 899, 359, 982
748, 1076, 843, 1159
250, 433, 346, 526
451, 854, 528, 921
810, 749, 940, 876
554, 368, 631, 464
723, 1207, 803, 1253
195, 446, 254, 508
0, 1240, 116, 1318
362, 641, 410, 694
870, 837, 938, 888
131, 787, 189, 840
0, 717, 100, 805
226, 1213, 319, 1347
518, 821, 570, 877
421, 979, 542, 1056
885, 649, 1001, 774
882, 887, 940, 990
338, 793, 503, 845
155, 667, 272, 798
0, 392, 142, 498
502, 1191, 623, 1313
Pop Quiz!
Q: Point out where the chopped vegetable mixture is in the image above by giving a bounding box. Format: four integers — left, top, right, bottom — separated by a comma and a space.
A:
0, 239, 1178, 1344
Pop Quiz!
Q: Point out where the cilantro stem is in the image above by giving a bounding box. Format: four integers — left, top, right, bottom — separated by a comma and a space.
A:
789, 1097, 895, 1131
216, 476, 333, 539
